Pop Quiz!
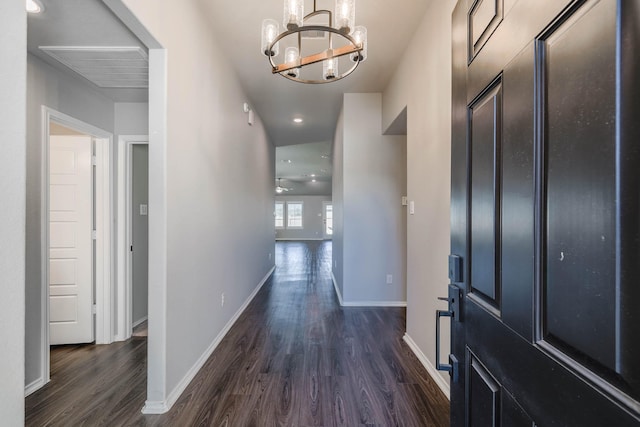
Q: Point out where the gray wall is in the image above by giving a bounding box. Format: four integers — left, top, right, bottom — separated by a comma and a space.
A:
25, 53, 117, 387
0, 1, 26, 423
332, 93, 407, 305
132, 145, 149, 325
382, 0, 457, 391
275, 195, 332, 240
121, 0, 276, 407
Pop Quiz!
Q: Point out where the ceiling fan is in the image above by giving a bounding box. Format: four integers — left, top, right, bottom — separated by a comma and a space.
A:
275, 178, 292, 193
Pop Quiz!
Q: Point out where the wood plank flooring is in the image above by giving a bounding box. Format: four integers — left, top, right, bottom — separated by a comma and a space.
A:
26, 241, 449, 426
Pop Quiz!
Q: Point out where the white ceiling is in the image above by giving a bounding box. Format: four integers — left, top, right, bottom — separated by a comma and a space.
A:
27, 0, 429, 195
200, 0, 428, 147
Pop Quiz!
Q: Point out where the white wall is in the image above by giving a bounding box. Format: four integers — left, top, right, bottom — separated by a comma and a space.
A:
0, 1, 26, 424
333, 93, 407, 306
275, 195, 332, 240
120, 0, 275, 411
115, 102, 149, 135
25, 53, 117, 388
382, 0, 457, 393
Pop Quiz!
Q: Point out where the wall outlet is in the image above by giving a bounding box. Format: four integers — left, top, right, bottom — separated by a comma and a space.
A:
386, 274, 393, 284
268, 252, 272, 260
334, 260, 337, 268
221, 293, 225, 307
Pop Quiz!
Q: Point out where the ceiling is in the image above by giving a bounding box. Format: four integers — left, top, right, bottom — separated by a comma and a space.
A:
27, 0, 429, 195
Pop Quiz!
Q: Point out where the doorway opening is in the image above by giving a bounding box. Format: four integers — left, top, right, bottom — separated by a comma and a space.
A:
116, 137, 149, 341
36, 107, 113, 391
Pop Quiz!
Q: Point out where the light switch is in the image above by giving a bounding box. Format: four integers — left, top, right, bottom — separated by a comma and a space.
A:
401, 196, 408, 206
140, 204, 148, 216
409, 201, 415, 215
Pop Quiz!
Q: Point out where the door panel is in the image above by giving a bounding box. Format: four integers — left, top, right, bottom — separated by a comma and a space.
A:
470, 79, 502, 307
49, 135, 93, 345
450, 0, 640, 425
542, 0, 617, 373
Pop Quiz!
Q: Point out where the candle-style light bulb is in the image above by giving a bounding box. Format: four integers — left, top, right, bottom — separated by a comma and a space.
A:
283, 0, 304, 30
283, 47, 301, 78
335, 0, 355, 34
323, 57, 339, 80
261, 19, 280, 56
350, 26, 367, 62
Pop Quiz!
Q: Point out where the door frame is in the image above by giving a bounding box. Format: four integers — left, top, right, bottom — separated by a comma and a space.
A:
116, 136, 149, 341
39, 107, 113, 388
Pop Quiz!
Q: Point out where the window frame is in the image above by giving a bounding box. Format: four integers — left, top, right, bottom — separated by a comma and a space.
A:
286, 201, 304, 229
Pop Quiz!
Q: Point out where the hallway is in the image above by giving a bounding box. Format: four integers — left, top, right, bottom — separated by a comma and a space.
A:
26, 241, 449, 426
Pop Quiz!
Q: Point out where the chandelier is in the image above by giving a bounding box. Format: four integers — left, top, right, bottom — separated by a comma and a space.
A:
261, 0, 368, 84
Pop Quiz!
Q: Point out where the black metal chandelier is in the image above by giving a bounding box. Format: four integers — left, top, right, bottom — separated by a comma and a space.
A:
261, 0, 368, 84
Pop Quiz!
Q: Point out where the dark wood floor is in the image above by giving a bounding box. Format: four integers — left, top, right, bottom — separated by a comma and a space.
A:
26, 241, 449, 426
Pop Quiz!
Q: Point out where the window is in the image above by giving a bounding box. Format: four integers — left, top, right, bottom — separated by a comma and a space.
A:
287, 201, 303, 228
275, 201, 284, 228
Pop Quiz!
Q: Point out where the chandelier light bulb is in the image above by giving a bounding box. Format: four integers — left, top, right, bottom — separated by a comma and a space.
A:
283, 47, 301, 78
284, 0, 304, 30
350, 26, 367, 62
335, 0, 355, 34
323, 57, 339, 80
261, 19, 280, 56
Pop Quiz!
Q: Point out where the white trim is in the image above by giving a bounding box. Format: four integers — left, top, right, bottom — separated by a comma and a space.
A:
116, 136, 149, 342
341, 300, 407, 307
25, 378, 45, 397
403, 333, 451, 400
276, 238, 324, 241
322, 201, 333, 239
330, 272, 406, 307
95, 137, 113, 345
331, 271, 344, 306
132, 316, 148, 329
142, 266, 275, 414
36, 107, 113, 395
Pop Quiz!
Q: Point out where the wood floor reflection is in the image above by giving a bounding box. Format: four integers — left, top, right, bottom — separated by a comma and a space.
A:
26, 241, 449, 426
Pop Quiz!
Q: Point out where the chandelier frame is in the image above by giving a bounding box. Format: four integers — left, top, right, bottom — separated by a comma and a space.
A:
265, 2, 365, 84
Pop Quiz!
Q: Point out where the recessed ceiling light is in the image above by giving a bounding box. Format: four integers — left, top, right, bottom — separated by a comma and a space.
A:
293, 117, 303, 123
321, 155, 329, 159
26, 0, 42, 13
281, 159, 292, 163
312, 179, 317, 182
310, 174, 316, 177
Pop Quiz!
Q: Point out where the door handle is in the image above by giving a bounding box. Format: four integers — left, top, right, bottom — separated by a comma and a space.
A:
435, 285, 462, 382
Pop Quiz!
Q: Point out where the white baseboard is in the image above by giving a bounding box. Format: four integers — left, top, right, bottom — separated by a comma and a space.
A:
403, 333, 450, 400
132, 316, 148, 328
25, 377, 47, 397
330, 272, 406, 307
342, 301, 407, 307
142, 266, 275, 414
275, 238, 324, 241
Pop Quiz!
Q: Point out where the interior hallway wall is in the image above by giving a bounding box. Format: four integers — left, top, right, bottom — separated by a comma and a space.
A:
382, 0, 458, 394
25, 53, 117, 388
120, 0, 276, 410
0, 1, 26, 424
333, 93, 407, 305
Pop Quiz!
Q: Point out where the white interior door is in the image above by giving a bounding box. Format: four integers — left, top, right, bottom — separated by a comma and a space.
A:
49, 135, 94, 345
